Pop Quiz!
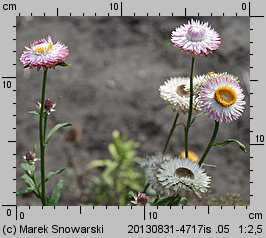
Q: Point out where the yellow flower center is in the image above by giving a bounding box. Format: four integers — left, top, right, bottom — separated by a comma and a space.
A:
33, 41, 53, 54
175, 167, 194, 179
207, 71, 215, 75
180, 150, 199, 163
214, 86, 237, 107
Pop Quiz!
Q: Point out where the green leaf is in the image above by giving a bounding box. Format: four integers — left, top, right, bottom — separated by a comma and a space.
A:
16, 187, 34, 196
202, 163, 217, 168
45, 168, 65, 182
21, 163, 35, 177
152, 197, 179, 206
127, 191, 136, 199
179, 197, 188, 205
23, 65, 30, 69
56, 61, 69, 67
213, 139, 247, 153
108, 143, 120, 161
86, 160, 111, 170
45, 123, 72, 144
33, 144, 37, 153
28, 110, 39, 115
47, 180, 64, 206
21, 174, 35, 189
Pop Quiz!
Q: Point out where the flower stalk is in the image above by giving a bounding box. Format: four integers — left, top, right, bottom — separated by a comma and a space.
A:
162, 112, 179, 155
39, 68, 48, 205
199, 121, 220, 166
184, 56, 195, 158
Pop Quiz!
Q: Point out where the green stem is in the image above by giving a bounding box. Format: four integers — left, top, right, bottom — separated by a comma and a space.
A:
44, 113, 48, 140
113, 159, 123, 197
168, 195, 181, 206
184, 56, 196, 158
162, 112, 179, 155
143, 183, 150, 193
39, 68, 48, 206
32, 174, 41, 198
199, 121, 220, 166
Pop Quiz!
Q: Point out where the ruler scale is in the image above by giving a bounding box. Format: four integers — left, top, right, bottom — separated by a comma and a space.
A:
0, 0, 265, 237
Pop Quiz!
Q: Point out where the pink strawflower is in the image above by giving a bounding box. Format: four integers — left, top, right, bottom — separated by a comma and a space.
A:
171, 19, 221, 56
199, 74, 246, 122
20, 35, 69, 69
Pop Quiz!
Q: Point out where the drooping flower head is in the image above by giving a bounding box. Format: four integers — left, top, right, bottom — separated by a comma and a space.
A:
199, 74, 246, 122
159, 77, 201, 113
20, 35, 69, 69
171, 19, 221, 55
142, 154, 211, 198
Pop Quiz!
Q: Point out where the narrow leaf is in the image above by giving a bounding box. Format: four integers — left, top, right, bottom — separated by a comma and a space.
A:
213, 139, 247, 153
86, 160, 110, 170
16, 187, 34, 196
33, 144, 37, 153
45, 168, 65, 182
45, 123, 72, 144
153, 196, 179, 206
48, 180, 64, 205
21, 174, 35, 189
21, 163, 35, 177
56, 61, 69, 67
108, 144, 120, 161
28, 110, 39, 115
127, 191, 136, 199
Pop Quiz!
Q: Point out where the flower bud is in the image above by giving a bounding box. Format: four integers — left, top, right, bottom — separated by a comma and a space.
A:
136, 193, 148, 206
44, 98, 54, 111
25, 150, 36, 163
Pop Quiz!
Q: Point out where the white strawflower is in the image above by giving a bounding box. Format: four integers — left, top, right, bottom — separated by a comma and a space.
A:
159, 77, 200, 113
157, 157, 211, 198
142, 155, 211, 198
141, 155, 172, 196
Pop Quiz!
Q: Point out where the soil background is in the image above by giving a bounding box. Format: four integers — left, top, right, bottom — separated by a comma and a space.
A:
16, 16, 250, 205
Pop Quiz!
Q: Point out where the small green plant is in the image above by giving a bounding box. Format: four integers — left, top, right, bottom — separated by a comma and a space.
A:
17, 36, 71, 205
86, 130, 145, 205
